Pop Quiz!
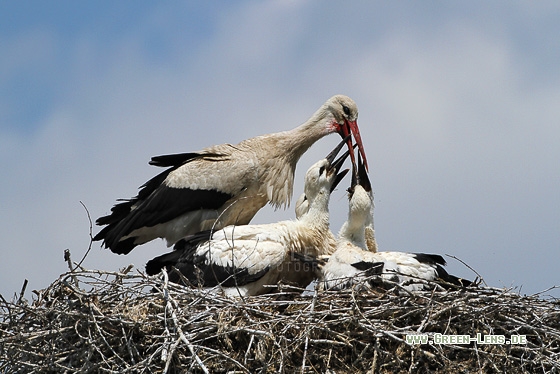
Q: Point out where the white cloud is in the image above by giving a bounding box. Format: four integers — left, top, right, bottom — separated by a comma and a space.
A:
1, 2, 559, 299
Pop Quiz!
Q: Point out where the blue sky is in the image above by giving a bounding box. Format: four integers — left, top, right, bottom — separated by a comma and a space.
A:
1, 1, 559, 299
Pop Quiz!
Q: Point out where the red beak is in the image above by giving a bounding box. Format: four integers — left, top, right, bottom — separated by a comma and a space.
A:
341, 119, 369, 172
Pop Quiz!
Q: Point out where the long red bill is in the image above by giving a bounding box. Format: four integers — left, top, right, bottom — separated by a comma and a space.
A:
346, 120, 368, 172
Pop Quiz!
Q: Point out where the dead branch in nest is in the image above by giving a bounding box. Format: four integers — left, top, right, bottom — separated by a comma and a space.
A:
1, 262, 559, 373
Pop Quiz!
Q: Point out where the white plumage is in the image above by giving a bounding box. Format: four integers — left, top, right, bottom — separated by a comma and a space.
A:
321, 245, 453, 292
297, 156, 471, 291
145, 140, 351, 296
94, 95, 367, 255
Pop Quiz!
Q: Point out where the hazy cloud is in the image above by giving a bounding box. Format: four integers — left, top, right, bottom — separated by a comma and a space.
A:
1, 2, 558, 299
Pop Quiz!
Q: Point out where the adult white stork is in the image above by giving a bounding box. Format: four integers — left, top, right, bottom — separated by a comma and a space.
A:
94, 95, 367, 255
296, 156, 472, 291
144, 140, 351, 296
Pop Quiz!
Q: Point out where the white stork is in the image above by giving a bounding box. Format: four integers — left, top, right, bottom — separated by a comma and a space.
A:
144, 140, 351, 296
94, 95, 367, 255
296, 156, 472, 291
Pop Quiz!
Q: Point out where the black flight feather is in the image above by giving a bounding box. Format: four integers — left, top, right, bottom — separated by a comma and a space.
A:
94, 151, 234, 254
411, 253, 447, 266
351, 261, 385, 276
149, 152, 224, 167
146, 238, 270, 288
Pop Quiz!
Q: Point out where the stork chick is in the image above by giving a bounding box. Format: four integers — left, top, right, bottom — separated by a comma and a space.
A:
145, 139, 351, 296
297, 155, 472, 291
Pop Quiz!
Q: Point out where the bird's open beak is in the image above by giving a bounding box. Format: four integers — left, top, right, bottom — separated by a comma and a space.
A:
331, 168, 349, 192
326, 137, 352, 190
326, 135, 351, 165
340, 119, 368, 172
350, 153, 371, 193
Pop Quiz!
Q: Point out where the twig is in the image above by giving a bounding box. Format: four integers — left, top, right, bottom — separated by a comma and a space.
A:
445, 253, 486, 287
63, 249, 80, 288
18, 279, 28, 304
76, 201, 94, 269
300, 283, 318, 374
2, 267, 559, 373
161, 269, 209, 374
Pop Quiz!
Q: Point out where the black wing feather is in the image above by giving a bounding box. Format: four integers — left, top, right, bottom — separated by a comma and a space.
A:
96, 153, 201, 227
96, 186, 232, 254
172, 230, 214, 250
94, 152, 234, 254
351, 261, 385, 275
410, 253, 473, 288
149, 152, 223, 167
175, 258, 270, 288
434, 265, 473, 288
411, 253, 447, 266
146, 236, 270, 288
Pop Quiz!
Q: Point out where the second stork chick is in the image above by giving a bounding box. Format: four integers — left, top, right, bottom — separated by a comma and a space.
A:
145, 139, 351, 296
296, 155, 472, 291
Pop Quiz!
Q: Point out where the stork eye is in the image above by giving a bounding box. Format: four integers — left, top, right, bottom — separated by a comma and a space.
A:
342, 105, 350, 116
319, 166, 326, 175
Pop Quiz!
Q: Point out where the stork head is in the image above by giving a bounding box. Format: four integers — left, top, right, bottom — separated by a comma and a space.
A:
296, 137, 353, 219
323, 95, 369, 172
347, 153, 373, 225
303, 137, 350, 206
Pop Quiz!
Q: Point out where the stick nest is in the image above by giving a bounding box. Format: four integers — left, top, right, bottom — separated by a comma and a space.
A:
1, 266, 559, 373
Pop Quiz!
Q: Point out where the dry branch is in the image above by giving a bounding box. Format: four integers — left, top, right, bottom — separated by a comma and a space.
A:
1, 266, 559, 373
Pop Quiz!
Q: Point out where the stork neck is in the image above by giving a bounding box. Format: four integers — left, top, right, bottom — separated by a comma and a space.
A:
338, 219, 367, 249
301, 190, 330, 230
249, 104, 336, 209
296, 190, 335, 256
283, 107, 336, 158
338, 200, 370, 249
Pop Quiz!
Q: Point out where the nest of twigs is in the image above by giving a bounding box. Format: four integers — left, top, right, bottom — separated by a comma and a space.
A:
1, 261, 559, 373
